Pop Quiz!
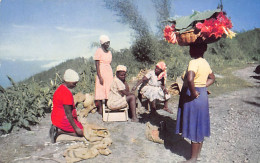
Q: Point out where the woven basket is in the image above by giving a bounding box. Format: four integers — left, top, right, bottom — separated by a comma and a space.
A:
176, 29, 221, 46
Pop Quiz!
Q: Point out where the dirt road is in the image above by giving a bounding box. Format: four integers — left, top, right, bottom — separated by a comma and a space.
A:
0, 65, 259, 163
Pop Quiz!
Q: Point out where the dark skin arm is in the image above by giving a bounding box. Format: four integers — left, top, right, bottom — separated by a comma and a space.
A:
187, 71, 215, 99
131, 76, 149, 92
95, 60, 103, 85
132, 76, 168, 94
187, 71, 200, 99
120, 82, 135, 96
64, 105, 83, 137
160, 78, 168, 94
206, 73, 215, 87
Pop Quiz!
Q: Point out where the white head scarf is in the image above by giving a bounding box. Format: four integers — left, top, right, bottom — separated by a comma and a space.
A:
63, 69, 79, 82
100, 35, 110, 45
116, 65, 127, 72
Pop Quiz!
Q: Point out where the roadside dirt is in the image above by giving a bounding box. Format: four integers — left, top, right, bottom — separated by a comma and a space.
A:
0, 64, 259, 163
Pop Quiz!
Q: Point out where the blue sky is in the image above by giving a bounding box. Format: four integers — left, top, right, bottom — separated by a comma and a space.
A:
0, 0, 259, 87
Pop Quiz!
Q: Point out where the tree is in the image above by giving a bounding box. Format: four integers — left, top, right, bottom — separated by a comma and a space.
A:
103, 0, 175, 63
152, 0, 174, 38
104, 0, 150, 38
103, 0, 154, 62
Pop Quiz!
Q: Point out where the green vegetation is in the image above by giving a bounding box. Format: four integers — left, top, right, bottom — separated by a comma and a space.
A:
207, 66, 253, 98
0, 0, 259, 134
0, 76, 56, 133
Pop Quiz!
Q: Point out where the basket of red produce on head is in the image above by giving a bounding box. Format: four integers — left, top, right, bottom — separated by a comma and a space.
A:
164, 9, 236, 46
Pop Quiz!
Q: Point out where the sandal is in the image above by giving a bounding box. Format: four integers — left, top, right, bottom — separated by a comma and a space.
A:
163, 108, 173, 114
49, 124, 58, 143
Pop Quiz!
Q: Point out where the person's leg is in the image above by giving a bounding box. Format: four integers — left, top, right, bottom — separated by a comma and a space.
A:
105, 99, 108, 106
183, 142, 202, 163
163, 100, 173, 114
150, 100, 157, 114
95, 100, 102, 114
49, 124, 58, 143
49, 124, 83, 143
126, 94, 138, 122
57, 128, 78, 137
197, 142, 203, 160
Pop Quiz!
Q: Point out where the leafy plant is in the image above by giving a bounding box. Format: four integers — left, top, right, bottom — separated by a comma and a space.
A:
0, 76, 58, 134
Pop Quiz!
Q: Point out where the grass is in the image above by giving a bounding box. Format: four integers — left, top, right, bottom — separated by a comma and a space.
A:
207, 64, 254, 98
166, 64, 255, 105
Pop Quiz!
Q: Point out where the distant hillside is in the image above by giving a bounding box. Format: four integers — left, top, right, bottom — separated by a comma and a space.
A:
25, 58, 92, 83
23, 28, 260, 93
235, 28, 260, 61
24, 57, 96, 93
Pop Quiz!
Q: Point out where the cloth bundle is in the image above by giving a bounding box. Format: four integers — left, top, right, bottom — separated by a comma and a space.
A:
57, 124, 112, 163
145, 122, 164, 144
73, 92, 96, 118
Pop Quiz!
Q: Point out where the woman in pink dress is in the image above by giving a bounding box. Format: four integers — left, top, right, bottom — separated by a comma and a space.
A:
94, 35, 113, 114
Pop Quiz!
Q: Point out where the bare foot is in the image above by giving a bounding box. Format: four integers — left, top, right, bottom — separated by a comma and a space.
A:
163, 107, 173, 114
179, 158, 197, 163
131, 118, 139, 122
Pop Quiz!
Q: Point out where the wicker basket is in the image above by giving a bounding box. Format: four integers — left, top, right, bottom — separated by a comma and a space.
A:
176, 29, 221, 46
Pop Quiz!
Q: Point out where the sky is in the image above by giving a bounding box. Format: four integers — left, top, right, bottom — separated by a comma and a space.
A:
0, 0, 259, 64
0, 0, 259, 87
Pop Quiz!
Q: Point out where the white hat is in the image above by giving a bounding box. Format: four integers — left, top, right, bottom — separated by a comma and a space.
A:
100, 35, 110, 44
116, 65, 127, 72
63, 69, 79, 82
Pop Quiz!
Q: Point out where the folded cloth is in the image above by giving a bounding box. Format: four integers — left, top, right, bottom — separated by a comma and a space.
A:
61, 123, 112, 163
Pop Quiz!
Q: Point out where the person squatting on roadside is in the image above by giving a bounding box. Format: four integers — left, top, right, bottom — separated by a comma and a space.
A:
107, 65, 139, 122
94, 35, 114, 115
175, 43, 215, 163
49, 69, 84, 143
131, 61, 172, 114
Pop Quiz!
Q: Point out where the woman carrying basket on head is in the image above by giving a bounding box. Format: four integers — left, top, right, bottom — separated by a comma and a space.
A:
175, 43, 215, 162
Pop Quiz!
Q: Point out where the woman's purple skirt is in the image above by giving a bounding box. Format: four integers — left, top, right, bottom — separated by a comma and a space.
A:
175, 87, 210, 142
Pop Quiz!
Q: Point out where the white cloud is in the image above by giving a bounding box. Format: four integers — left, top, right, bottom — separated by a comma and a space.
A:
0, 23, 132, 62
41, 60, 63, 69
56, 26, 82, 32
55, 26, 102, 34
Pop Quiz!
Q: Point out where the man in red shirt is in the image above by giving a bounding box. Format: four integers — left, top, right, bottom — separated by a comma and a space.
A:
49, 69, 83, 143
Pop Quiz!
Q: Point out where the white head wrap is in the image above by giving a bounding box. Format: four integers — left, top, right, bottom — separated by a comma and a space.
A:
63, 69, 79, 82
116, 65, 127, 72
100, 35, 110, 45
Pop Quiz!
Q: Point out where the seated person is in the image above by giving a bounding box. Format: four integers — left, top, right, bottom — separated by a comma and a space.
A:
49, 69, 84, 143
131, 61, 172, 114
107, 65, 139, 122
